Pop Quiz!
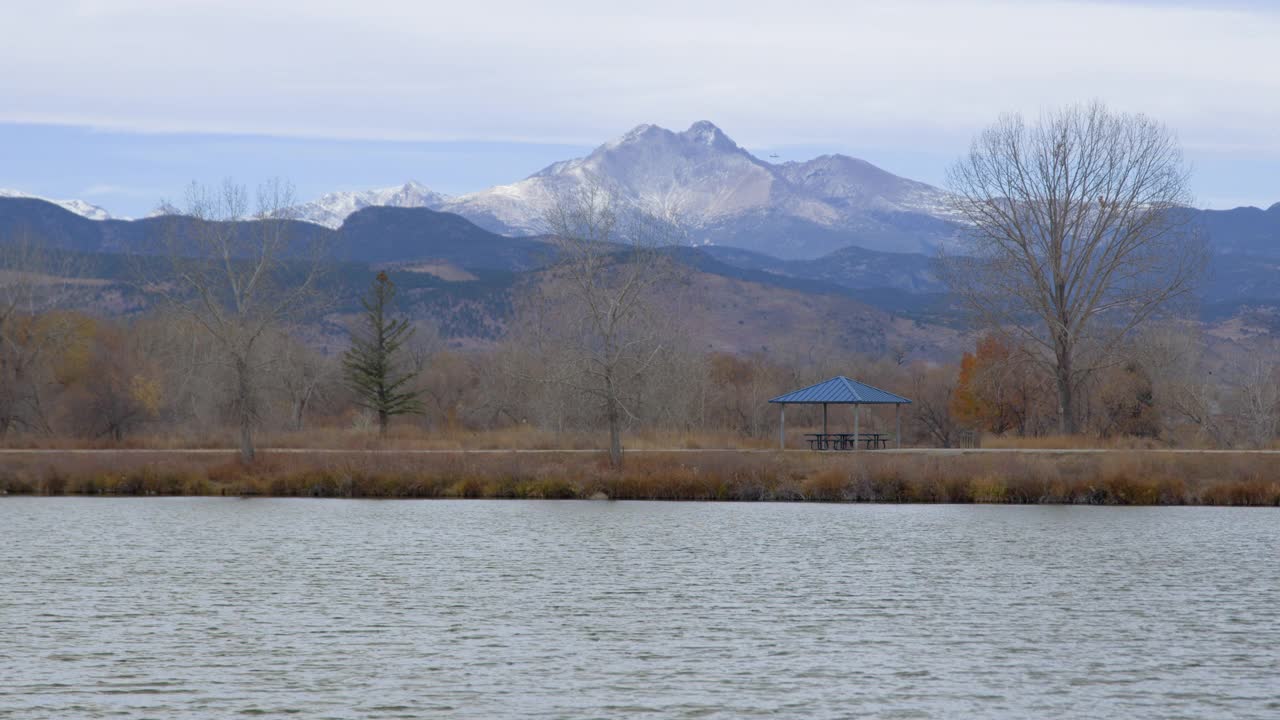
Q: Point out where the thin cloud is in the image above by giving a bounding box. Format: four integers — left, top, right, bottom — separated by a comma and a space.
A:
2, 0, 1277, 153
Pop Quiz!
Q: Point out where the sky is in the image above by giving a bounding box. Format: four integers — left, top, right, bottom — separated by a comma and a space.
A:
2, 0, 1279, 217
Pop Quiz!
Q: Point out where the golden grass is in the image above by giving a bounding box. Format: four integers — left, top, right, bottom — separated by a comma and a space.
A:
1, 449, 1276, 506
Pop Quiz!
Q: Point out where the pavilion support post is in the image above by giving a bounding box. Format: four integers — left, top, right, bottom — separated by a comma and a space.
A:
779, 404, 786, 450
854, 403, 860, 453
823, 404, 828, 442
896, 404, 901, 449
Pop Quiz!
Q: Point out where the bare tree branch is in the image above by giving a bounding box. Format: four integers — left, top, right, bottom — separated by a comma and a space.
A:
943, 102, 1205, 434
147, 178, 327, 461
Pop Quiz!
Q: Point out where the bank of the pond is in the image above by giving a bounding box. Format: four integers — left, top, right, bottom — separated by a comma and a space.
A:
1, 449, 1278, 505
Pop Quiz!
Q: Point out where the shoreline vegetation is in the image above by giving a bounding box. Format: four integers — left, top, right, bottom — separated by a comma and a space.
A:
2, 435, 1277, 506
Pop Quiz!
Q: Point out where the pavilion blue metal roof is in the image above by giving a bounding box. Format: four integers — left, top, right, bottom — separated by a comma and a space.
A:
769, 376, 912, 405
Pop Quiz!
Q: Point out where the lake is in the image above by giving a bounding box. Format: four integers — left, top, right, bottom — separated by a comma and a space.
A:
2, 498, 1277, 718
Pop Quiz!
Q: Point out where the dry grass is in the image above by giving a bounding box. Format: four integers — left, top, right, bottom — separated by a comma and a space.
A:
1, 427, 1253, 454
978, 434, 1168, 450
1, 449, 1277, 506
0, 427, 775, 452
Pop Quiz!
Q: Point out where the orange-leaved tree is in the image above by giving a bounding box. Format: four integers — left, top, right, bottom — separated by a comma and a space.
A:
951, 334, 1034, 435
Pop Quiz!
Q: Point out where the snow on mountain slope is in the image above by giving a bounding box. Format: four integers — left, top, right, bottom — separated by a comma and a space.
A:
0, 189, 113, 221
776, 154, 949, 217
292, 122, 962, 256
433, 121, 959, 256
439, 121, 842, 236
293, 181, 450, 228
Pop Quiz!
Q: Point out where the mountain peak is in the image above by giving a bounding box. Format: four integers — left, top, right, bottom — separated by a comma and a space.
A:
292, 181, 449, 228
440, 120, 955, 253
615, 123, 663, 144
681, 120, 736, 150
385, 180, 442, 199
605, 121, 739, 152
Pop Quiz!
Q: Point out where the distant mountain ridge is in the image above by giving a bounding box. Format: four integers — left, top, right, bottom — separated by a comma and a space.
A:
1188, 202, 1280, 256
0, 195, 968, 356
2, 194, 1279, 335
703, 244, 946, 293
285, 121, 1280, 260
293, 181, 451, 229
265, 121, 964, 258
0, 189, 113, 221
5, 190, 1280, 292
336, 205, 550, 270
8, 120, 1280, 261
0, 196, 546, 271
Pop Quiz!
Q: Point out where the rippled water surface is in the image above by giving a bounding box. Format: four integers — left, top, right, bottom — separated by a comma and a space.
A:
2, 499, 1278, 718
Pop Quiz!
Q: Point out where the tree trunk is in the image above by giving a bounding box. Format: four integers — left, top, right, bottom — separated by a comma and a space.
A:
236, 358, 255, 464
378, 409, 389, 438
606, 397, 623, 469
1055, 345, 1076, 436
601, 385, 622, 471
602, 366, 624, 469
292, 387, 313, 432
239, 418, 254, 464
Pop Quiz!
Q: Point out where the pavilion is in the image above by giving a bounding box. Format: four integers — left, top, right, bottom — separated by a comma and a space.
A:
769, 376, 912, 450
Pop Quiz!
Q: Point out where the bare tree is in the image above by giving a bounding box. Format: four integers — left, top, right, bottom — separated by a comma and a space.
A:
77, 321, 162, 441
1233, 354, 1280, 448
1136, 324, 1223, 445
0, 232, 82, 435
532, 183, 682, 468
945, 102, 1204, 434
909, 363, 957, 448
152, 179, 325, 462
130, 311, 222, 434
267, 330, 339, 432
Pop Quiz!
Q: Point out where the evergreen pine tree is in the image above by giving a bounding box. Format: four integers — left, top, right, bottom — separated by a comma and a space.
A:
343, 272, 422, 435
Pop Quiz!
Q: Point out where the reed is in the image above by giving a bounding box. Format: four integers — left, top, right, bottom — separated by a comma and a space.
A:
1, 449, 1277, 506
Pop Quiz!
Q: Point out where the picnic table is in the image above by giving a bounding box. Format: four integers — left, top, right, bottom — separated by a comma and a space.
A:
803, 432, 889, 450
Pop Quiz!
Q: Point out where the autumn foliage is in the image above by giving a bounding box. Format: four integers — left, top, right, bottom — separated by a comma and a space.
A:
950, 334, 1035, 434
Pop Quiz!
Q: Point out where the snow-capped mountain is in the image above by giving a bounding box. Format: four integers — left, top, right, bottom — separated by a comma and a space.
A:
293, 181, 450, 228
438, 121, 833, 237
432, 121, 960, 257
775, 154, 954, 220
292, 122, 962, 257
0, 189, 113, 221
